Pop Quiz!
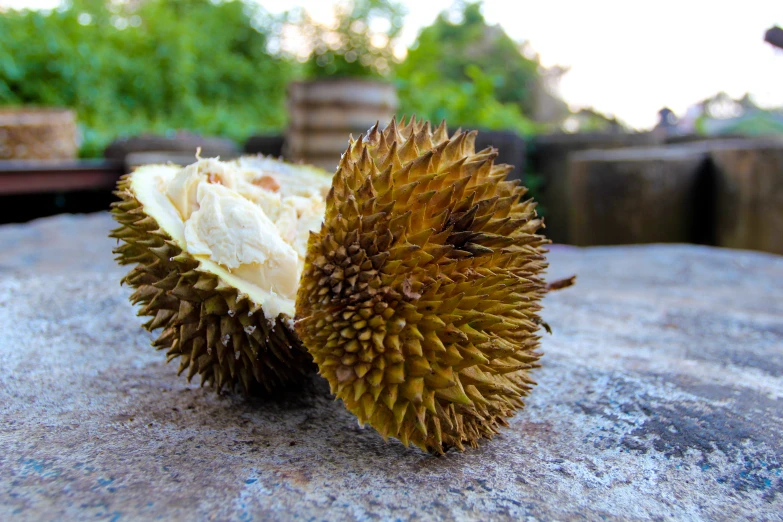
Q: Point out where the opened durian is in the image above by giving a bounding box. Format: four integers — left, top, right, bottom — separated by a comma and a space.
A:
112, 118, 564, 453
295, 118, 554, 453
110, 156, 332, 393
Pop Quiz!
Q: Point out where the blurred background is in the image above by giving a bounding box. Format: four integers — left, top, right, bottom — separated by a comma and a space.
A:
1, 0, 782, 254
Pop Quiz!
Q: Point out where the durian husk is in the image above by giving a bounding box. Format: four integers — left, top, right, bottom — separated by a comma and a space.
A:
110, 174, 313, 394
295, 117, 551, 453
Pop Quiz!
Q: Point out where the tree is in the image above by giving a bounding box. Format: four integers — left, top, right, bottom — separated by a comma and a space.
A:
395, 1, 540, 134
294, 0, 405, 79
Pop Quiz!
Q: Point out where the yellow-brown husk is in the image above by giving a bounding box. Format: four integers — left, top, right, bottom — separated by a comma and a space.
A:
295, 118, 550, 453
110, 176, 312, 394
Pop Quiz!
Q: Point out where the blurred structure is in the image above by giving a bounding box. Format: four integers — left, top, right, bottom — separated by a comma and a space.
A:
658, 93, 783, 138
563, 108, 624, 134
532, 65, 570, 127
104, 133, 239, 170
654, 108, 679, 139
244, 135, 285, 158
765, 26, 783, 49
0, 0, 290, 158
472, 129, 527, 182
0, 108, 77, 160
0, 106, 119, 224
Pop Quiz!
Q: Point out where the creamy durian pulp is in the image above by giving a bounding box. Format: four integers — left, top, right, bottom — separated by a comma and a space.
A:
129, 157, 331, 322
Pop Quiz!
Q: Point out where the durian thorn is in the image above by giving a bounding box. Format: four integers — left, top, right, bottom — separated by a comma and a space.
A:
432, 119, 449, 145
384, 116, 400, 144
366, 121, 380, 145
398, 114, 407, 133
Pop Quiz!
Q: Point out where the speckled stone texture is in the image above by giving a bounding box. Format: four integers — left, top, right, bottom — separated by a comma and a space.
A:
1, 213, 782, 521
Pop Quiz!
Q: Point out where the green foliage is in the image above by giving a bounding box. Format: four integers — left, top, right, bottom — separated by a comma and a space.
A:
568, 108, 624, 133
0, 0, 291, 156
396, 1, 541, 132
0, 0, 551, 158
298, 0, 405, 79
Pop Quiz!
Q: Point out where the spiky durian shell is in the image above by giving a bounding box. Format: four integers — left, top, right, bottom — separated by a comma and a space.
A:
295, 118, 550, 453
110, 176, 313, 394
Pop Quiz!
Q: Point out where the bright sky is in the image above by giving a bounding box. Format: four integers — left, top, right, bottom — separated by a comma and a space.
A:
4, 0, 783, 129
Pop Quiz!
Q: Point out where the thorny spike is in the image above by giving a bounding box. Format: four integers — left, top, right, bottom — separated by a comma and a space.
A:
367, 121, 381, 145
432, 120, 449, 144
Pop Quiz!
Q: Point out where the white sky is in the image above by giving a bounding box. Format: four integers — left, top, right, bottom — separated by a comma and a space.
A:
4, 0, 783, 129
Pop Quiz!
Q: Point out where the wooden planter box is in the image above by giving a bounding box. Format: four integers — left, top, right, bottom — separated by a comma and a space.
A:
0, 108, 78, 160
285, 79, 397, 171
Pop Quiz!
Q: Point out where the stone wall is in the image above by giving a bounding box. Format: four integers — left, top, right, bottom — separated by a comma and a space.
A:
529, 132, 661, 243
534, 133, 783, 255
567, 146, 712, 246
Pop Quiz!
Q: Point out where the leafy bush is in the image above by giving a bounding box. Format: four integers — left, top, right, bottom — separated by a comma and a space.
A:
0, 0, 290, 156
396, 63, 539, 136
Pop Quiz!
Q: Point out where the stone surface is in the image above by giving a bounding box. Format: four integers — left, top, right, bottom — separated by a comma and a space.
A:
0, 213, 119, 275
1, 213, 782, 521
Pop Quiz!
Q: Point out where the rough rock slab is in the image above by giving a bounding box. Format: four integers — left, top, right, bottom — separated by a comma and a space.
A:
1, 214, 782, 521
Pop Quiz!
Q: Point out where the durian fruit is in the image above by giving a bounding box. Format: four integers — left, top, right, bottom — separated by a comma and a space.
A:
295, 117, 553, 453
110, 156, 333, 393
